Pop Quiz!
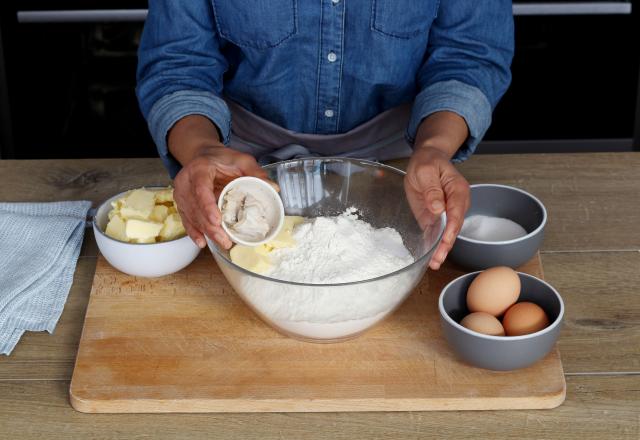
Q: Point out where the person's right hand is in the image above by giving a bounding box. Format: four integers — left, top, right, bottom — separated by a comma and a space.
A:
173, 145, 268, 250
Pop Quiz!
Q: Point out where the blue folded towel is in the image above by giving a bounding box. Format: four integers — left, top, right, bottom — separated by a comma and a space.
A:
0, 201, 91, 355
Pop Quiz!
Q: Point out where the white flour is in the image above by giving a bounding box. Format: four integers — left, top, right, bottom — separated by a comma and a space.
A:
460, 215, 528, 242
267, 208, 414, 284
217, 208, 422, 340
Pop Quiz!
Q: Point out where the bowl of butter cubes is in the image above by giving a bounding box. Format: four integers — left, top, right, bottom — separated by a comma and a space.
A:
93, 186, 200, 277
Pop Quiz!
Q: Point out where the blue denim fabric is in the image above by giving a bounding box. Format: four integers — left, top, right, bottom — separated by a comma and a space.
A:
137, 0, 514, 176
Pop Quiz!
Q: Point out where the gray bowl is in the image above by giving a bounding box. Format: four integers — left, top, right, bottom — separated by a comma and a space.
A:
449, 184, 547, 270
439, 271, 564, 371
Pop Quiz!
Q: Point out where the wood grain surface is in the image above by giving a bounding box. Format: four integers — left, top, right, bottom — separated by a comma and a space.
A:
542, 252, 640, 373
69, 254, 565, 412
1, 376, 638, 440
2, 253, 637, 382
1, 153, 639, 252
1, 154, 638, 437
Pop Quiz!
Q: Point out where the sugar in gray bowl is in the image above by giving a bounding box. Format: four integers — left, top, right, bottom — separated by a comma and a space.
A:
449, 184, 547, 270
439, 271, 564, 371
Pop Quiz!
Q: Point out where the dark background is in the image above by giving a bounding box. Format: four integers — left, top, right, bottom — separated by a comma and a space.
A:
0, 1, 638, 160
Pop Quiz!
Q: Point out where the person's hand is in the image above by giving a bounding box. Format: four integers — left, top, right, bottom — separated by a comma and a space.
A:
167, 115, 272, 250
405, 145, 470, 270
173, 144, 268, 250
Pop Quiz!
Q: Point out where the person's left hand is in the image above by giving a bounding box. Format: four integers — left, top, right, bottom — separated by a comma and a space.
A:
405, 146, 470, 270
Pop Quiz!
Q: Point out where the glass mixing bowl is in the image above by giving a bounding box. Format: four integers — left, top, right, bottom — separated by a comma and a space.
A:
207, 158, 445, 342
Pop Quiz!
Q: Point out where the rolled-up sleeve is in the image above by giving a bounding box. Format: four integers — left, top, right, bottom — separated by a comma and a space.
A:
406, 0, 514, 162
136, 0, 230, 177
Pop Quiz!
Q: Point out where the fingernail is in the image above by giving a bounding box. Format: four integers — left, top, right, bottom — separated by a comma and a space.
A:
197, 238, 206, 248
432, 200, 444, 212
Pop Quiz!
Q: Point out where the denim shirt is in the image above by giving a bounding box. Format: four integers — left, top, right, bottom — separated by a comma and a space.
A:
137, 0, 514, 176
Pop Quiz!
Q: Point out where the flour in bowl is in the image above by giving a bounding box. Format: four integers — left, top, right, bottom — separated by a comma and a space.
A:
221, 208, 422, 339
267, 208, 414, 283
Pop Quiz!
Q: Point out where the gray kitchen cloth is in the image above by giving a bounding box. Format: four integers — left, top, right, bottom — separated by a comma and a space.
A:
0, 201, 91, 355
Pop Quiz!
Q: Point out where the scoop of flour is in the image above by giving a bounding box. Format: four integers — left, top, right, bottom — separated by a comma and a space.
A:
460, 215, 527, 242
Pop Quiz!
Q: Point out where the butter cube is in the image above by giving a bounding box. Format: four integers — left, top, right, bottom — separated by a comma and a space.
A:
228, 216, 305, 274
230, 245, 272, 274
149, 205, 170, 223
105, 186, 185, 243
104, 215, 128, 242
120, 189, 156, 220
268, 216, 305, 248
108, 195, 126, 220
131, 236, 157, 244
269, 232, 295, 249
159, 213, 186, 241
154, 188, 174, 204
254, 244, 273, 256
285, 216, 306, 227
110, 195, 126, 210
125, 218, 163, 241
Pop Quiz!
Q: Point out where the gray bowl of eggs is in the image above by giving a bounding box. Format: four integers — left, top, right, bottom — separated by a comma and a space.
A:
439, 266, 564, 371
449, 184, 547, 270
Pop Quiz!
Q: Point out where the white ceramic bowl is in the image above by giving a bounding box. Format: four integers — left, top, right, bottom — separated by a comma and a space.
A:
93, 188, 200, 278
218, 176, 285, 246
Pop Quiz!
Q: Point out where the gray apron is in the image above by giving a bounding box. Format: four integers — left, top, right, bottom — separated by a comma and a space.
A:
225, 99, 413, 165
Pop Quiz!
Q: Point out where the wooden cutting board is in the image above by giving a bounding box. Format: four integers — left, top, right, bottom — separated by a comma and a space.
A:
70, 253, 566, 413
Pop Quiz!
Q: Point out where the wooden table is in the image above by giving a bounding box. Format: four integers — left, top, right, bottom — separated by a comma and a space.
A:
1, 153, 639, 439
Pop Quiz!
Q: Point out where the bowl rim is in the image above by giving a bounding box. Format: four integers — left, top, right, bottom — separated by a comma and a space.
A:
438, 270, 564, 341
208, 157, 446, 287
93, 186, 194, 247
456, 183, 547, 246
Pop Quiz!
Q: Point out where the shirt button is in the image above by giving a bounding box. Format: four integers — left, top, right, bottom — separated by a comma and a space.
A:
327, 52, 337, 63
331, 0, 340, 4
324, 109, 334, 118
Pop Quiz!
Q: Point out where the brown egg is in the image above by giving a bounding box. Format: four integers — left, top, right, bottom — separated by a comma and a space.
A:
467, 266, 520, 317
503, 302, 550, 336
460, 312, 505, 336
